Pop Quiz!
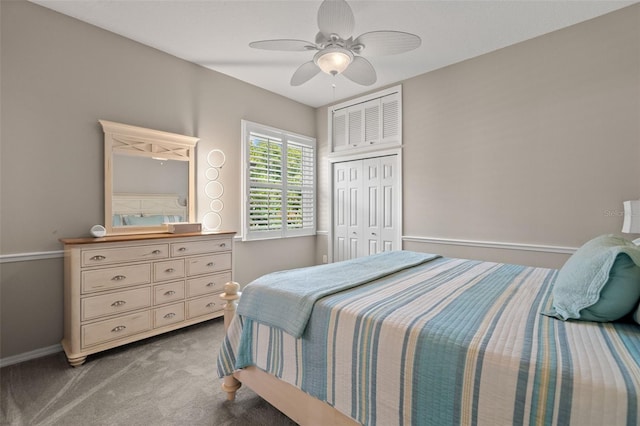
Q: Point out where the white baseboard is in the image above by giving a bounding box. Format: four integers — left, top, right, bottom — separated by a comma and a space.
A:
0, 344, 63, 368
402, 236, 577, 255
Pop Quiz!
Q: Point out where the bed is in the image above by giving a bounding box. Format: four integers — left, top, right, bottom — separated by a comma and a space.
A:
218, 241, 640, 425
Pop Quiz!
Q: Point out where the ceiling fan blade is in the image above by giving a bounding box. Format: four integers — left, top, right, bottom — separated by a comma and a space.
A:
249, 39, 316, 52
341, 56, 376, 86
291, 61, 321, 86
317, 0, 355, 38
315, 31, 329, 46
353, 31, 422, 56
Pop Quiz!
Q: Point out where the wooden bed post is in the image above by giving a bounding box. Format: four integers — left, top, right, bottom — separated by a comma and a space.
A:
220, 281, 242, 401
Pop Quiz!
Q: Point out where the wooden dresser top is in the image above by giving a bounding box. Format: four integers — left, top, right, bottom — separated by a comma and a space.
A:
60, 231, 236, 245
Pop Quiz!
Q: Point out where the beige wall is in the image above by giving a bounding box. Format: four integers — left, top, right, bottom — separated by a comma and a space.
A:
0, 1, 316, 359
2, 1, 639, 362
316, 4, 640, 269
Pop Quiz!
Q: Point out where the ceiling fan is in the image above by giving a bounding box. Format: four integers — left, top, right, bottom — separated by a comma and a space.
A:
249, 0, 421, 87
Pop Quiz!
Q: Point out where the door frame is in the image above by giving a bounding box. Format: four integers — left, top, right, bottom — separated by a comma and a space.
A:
328, 147, 403, 263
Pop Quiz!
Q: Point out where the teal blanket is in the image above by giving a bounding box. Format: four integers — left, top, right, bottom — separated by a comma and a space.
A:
236, 250, 440, 338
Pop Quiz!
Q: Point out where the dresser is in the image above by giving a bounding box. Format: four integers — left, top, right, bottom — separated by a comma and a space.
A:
60, 231, 235, 366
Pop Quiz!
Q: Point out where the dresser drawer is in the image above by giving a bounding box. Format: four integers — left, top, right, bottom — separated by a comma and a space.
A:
186, 253, 231, 276
82, 264, 151, 294
187, 272, 231, 298
82, 287, 151, 321
82, 311, 152, 348
154, 281, 185, 305
154, 259, 185, 282
82, 244, 168, 267
154, 303, 185, 328
187, 294, 223, 319
170, 238, 232, 257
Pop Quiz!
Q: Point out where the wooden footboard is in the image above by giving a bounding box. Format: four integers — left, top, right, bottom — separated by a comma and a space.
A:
220, 281, 359, 426
219, 282, 242, 400
234, 366, 359, 426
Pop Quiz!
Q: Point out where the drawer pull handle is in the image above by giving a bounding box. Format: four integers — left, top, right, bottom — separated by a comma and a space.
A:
178, 247, 187, 252
164, 290, 176, 296
206, 282, 215, 287
206, 302, 216, 308
111, 275, 126, 281
111, 325, 126, 332
111, 300, 126, 307
220, 243, 226, 247
163, 313, 176, 319
207, 262, 215, 267
165, 268, 175, 273
151, 250, 161, 255
90, 255, 106, 261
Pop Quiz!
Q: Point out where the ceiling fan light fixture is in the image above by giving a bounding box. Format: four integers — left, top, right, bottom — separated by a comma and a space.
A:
249, 0, 421, 86
314, 47, 353, 76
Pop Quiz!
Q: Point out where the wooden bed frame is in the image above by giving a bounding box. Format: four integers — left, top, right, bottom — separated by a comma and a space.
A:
220, 282, 359, 426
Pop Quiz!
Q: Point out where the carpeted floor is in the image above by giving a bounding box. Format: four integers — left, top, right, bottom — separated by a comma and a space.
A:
0, 318, 297, 426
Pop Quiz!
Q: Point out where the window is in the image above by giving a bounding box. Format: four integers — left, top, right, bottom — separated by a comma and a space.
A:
241, 120, 316, 241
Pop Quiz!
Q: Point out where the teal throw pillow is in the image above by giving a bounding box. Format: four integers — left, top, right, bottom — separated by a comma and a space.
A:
578, 253, 640, 321
543, 235, 640, 322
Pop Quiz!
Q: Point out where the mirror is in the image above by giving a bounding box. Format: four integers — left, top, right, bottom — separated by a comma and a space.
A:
100, 120, 199, 235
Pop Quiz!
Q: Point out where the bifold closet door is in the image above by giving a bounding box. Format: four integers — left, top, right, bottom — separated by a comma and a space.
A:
333, 160, 364, 262
333, 155, 399, 262
363, 156, 398, 256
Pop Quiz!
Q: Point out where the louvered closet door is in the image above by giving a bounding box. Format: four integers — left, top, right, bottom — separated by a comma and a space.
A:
381, 93, 400, 144
333, 155, 399, 262
348, 105, 363, 147
363, 99, 380, 144
332, 109, 348, 151
333, 161, 364, 261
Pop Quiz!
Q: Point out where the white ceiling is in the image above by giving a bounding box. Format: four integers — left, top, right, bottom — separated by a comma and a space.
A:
31, 0, 635, 108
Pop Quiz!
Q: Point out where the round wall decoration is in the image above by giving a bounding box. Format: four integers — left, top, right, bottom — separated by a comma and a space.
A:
207, 149, 226, 168
205, 181, 224, 199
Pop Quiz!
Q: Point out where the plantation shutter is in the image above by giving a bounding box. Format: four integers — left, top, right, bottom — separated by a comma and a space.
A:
248, 132, 283, 236
242, 121, 316, 241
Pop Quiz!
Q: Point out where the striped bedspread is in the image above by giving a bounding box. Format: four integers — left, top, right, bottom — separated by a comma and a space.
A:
218, 257, 640, 426
237, 250, 438, 338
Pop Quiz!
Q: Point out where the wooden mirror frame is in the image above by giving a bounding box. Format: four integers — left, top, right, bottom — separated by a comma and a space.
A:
100, 120, 199, 235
